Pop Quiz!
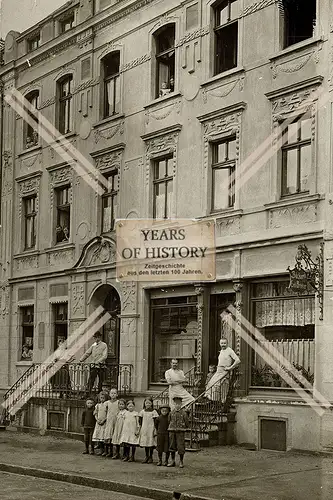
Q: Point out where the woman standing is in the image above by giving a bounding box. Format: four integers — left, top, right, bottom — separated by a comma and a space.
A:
205, 338, 240, 401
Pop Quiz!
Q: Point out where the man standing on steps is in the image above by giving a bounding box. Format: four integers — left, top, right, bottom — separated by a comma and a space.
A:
165, 359, 195, 409
79, 331, 108, 395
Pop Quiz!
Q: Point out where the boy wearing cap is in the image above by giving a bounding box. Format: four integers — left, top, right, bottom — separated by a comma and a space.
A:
167, 396, 189, 468
155, 404, 171, 466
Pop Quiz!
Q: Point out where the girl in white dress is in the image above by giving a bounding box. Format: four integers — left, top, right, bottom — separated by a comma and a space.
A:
104, 388, 119, 457
205, 338, 240, 401
120, 400, 140, 462
112, 399, 127, 459
138, 398, 159, 463
92, 392, 108, 454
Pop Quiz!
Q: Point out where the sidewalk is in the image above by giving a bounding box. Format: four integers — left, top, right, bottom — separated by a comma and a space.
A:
0, 428, 333, 500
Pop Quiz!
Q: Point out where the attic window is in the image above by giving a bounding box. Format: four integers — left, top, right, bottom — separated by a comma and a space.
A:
27, 33, 40, 52
60, 13, 75, 33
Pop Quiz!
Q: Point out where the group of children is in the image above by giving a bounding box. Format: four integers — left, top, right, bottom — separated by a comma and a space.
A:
81, 389, 189, 468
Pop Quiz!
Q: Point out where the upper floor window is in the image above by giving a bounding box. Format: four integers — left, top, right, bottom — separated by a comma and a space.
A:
53, 303, 68, 350
102, 52, 120, 118
60, 13, 75, 33
25, 91, 39, 149
24, 195, 37, 250
58, 75, 73, 134
27, 33, 40, 52
153, 157, 173, 219
21, 306, 34, 361
280, 0, 316, 48
214, 0, 239, 75
211, 137, 236, 211
154, 25, 175, 98
281, 115, 311, 197
55, 185, 70, 243
102, 171, 118, 232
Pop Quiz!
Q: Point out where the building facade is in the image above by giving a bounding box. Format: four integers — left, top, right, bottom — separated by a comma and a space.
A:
0, 0, 333, 451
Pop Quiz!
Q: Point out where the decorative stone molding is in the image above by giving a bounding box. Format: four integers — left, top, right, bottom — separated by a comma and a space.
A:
94, 150, 123, 172
74, 235, 116, 268
271, 43, 323, 79
120, 316, 136, 348
119, 282, 137, 314
2, 151, 13, 196
269, 202, 317, 228
17, 173, 41, 218
241, 0, 276, 18
202, 76, 245, 104
142, 125, 181, 187
194, 285, 205, 370
0, 284, 10, 318
121, 53, 151, 73
15, 254, 39, 272
94, 119, 124, 144
216, 216, 241, 237
76, 28, 94, 49
177, 26, 210, 47
232, 280, 244, 356
48, 247, 75, 267
72, 283, 85, 316
145, 99, 181, 125
21, 152, 41, 170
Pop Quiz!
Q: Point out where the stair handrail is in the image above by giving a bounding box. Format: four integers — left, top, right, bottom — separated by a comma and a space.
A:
185, 369, 239, 448
3, 363, 38, 402
152, 365, 201, 405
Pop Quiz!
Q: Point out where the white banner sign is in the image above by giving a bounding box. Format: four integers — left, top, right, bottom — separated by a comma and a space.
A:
116, 219, 216, 282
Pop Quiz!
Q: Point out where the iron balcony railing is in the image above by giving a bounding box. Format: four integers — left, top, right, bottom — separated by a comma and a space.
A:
3, 363, 133, 407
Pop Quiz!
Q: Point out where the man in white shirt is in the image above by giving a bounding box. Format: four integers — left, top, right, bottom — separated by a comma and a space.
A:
165, 359, 195, 409
79, 331, 108, 395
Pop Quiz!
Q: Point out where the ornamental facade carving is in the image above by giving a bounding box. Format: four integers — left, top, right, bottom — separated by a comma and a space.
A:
95, 150, 123, 172
269, 203, 317, 229
74, 236, 117, 268
119, 282, 137, 314
72, 283, 85, 316
216, 216, 241, 237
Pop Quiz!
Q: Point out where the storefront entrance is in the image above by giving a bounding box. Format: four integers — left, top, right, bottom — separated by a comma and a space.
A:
209, 293, 236, 366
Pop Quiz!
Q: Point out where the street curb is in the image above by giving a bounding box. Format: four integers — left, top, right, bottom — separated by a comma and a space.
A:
0, 463, 213, 500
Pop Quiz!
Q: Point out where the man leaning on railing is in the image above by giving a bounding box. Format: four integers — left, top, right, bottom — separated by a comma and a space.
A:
79, 331, 108, 395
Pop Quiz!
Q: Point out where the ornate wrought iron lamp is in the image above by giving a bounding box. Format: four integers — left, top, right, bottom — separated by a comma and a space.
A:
287, 243, 324, 320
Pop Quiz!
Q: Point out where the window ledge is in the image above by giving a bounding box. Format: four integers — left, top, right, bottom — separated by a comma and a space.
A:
48, 131, 77, 147
269, 36, 324, 62
201, 67, 245, 88
144, 92, 182, 110
44, 243, 75, 253
264, 193, 321, 210
14, 250, 40, 259
93, 114, 125, 129
198, 209, 243, 220
16, 361, 34, 366
18, 145, 42, 158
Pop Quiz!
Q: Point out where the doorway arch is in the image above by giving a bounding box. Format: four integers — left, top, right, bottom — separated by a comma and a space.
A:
90, 284, 121, 366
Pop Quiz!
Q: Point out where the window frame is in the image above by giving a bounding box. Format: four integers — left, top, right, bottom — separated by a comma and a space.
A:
58, 75, 73, 135
59, 13, 75, 33
213, 0, 239, 76
280, 0, 317, 49
101, 170, 119, 233
101, 51, 121, 119
154, 24, 176, 99
27, 33, 40, 52
24, 91, 39, 149
152, 155, 174, 219
23, 195, 37, 250
55, 185, 71, 244
211, 136, 236, 212
21, 306, 34, 361
53, 302, 68, 351
280, 114, 312, 198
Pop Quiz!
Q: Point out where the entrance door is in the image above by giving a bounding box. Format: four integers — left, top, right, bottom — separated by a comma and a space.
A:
209, 294, 235, 365
102, 288, 121, 366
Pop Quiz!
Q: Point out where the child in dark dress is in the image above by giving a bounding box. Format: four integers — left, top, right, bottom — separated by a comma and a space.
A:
81, 398, 96, 455
155, 404, 170, 466
168, 396, 189, 468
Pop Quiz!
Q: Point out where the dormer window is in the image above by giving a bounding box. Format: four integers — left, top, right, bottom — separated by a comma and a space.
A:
27, 33, 40, 52
60, 13, 75, 33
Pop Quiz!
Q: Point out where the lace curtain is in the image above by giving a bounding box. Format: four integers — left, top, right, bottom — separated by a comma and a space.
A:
255, 297, 315, 328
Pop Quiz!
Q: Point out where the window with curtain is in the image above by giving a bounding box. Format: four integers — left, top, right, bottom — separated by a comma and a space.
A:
102, 51, 120, 118
211, 136, 236, 211
55, 185, 70, 243
25, 91, 39, 149
150, 296, 198, 382
251, 281, 315, 388
53, 303, 68, 350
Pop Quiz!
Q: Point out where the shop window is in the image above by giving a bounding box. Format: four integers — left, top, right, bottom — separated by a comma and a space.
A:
280, 0, 316, 48
24, 195, 37, 250
153, 156, 173, 219
21, 306, 34, 361
250, 281, 315, 388
24, 91, 39, 149
58, 75, 73, 134
211, 136, 236, 211
101, 170, 118, 232
53, 303, 68, 350
214, 0, 239, 75
281, 114, 311, 197
154, 24, 175, 98
27, 33, 40, 52
101, 51, 120, 118
150, 296, 198, 383
55, 185, 70, 243
60, 13, 75, 33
